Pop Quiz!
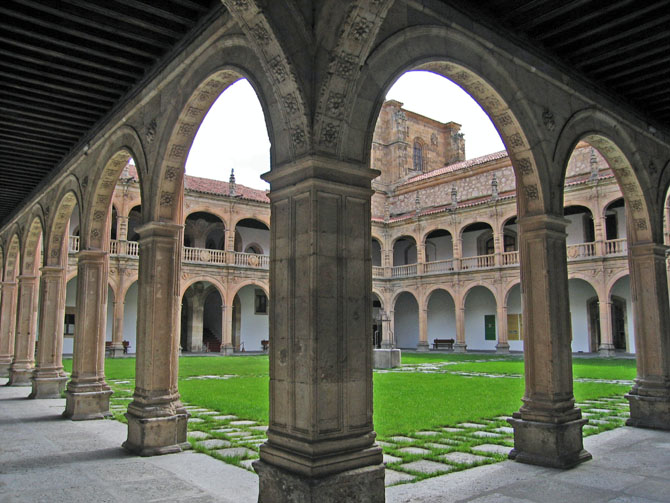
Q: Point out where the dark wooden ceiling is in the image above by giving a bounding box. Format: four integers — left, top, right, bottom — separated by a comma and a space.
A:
0, 0, 220, 226
1, 0, 670, 227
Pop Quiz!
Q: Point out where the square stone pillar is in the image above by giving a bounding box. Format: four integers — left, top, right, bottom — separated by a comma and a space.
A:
8, 274, 39, 386
0, 281, 18, 377
625, 242, 670, 430
417, 307, 429, 351
30, 266, 68, 398
254, 157, 384, 503
597, 300, 616, 356
508, 214, 591, 469
123, 222, 189, 456
453, 306, 467, 352
109, 300, 126, 358
64, 250, 112, 419
496, 304, 510, 353
221, 303, 234, 355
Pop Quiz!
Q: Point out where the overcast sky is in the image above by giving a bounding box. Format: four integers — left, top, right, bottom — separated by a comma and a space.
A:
185, 71, 505, 190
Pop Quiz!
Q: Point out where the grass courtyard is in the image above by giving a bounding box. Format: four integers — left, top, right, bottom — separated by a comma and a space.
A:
62, 353, 635, 485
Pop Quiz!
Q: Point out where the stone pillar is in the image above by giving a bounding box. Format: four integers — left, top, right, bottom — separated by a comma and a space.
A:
493, 229, 503, 266
417, 307, 429, 351
254, 158, 384, 503
63, 250, 112, 419
7, 274, 39, 386
625, 242, 670, 430
187, 287, 205, 352
416, 242, 425, 275
496, 304, 510, 353
109, 299, 126, 357
453, 237, 462, 271
508, 214, 590, 468
117, 215, 129, 241
453, 306, 467, 353
123, 222, 189, 456
30, 266, 68, 398
221, 303, 234, 355
380, 310, 393, 349
593, 214, 606, 256
597, 300, 615, 356
0, 281, 18, 376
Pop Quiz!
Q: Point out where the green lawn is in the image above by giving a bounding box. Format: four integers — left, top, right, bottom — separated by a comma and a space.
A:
63, 352, 633, 436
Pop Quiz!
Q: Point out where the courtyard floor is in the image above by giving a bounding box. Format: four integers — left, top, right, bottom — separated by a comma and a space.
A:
2, 375, 670, 502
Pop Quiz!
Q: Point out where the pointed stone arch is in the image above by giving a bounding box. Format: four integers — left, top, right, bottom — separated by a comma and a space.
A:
21, 210, 44, 275
4, 232, 21, 282
350, 25, 550, 217
45, 176, 83, 268
554, 108, 655, 244
82, 126, 146, 251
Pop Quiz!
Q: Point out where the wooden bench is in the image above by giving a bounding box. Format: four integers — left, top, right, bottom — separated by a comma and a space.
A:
433, 338, 454, 350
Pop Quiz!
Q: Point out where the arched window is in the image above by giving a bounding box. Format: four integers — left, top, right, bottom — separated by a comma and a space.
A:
413, 139, 424, 172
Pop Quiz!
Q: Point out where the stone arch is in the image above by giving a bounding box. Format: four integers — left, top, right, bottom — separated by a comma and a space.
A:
232, 215, 270, 231
0, 243, 4, 282
45, 177, 82, 267
425, 285, 457, 306
180, 276, 227, 303
151, 44, 278, 225
350, 25, 549, 216
391, 289, 418, 311
503, 281, 521, 307
600, 195, 625, 219
4, 233, 21, 282
184, 207, 228, 229
421, 226, 452, 246
21, 210, 44, 275
567, 273, 599, 295
463, 283, 498, 305
232, 280, 269, 301
607, 270, 631, 295
372, 288, 386, 310
117, 273, 140, 303
553, 108, 655, 243
82, 126, 146, 250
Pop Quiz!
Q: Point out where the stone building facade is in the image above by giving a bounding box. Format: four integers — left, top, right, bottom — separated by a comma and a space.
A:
1, 3, 670, 501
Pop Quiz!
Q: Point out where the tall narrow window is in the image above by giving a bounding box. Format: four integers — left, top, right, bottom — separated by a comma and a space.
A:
413, 139, 424, 171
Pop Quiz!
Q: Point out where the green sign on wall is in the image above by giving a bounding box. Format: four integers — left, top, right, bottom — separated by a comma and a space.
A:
484, 315, 496, 341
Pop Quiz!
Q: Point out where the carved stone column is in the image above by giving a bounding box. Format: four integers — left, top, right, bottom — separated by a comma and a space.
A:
187, 285, 205, 352
453, 306, 467, 353
64, 250, 112, 419
508, 214, 590, 468
109, 300, 126, 357
221, 303, 234, 355
30, 266, 68, 398
417, 306, 429, 351
7, 274, 39, 386
626, 242, 670, 430
254, 158, 384, 503
496, 304, 510, 353
123, 222, 189, 456
598, 300, 616, 356
0, 281, 18, 376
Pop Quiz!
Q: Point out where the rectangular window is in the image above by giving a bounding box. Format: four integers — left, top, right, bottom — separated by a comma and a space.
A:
507, 313, 523, 341
484, 314, 496, 340
254, 290, 267, 315
64, 309, 75, 336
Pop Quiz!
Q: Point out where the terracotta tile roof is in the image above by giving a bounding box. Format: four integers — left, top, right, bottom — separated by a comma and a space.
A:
403, 150, 509, 184
123, 163, 269, 203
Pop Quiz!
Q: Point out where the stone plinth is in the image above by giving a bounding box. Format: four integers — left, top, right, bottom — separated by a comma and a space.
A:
7, 368, 33, 386
63, 386, 113, 420
598, 344, 616, 357
30, 375, 68, 399
373, 348, 401, 368
508, 416, 591, 468
452, 342, 467, 353
254, 461, 384, 503
626, 392, 670, 430
124, 412, 190, 456
495, 342, 510, 354
416, 341, 429, 352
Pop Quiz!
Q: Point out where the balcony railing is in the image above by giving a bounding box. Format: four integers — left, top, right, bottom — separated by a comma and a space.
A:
424, 259, 455, 274
502, 250, 518, 266
68, 236, 268, 270
566, 242, 596, 260
461, 254, 494, 270
392, 263, 417, 278
605, 238, 627, 255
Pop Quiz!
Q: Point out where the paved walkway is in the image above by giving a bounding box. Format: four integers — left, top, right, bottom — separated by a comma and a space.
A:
1, 379, 669, 502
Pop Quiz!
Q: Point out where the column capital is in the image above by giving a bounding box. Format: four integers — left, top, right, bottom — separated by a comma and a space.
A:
517, 213, 569, 233
17, 274, 39, 282
628, 241, 668, 258
39, 265, 65, 276
76, 249, 107, 262
263, 155, 379, 194
136, 221, 183, 239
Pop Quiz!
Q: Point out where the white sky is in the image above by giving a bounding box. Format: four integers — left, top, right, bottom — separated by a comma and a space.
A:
185, 71, 504, 190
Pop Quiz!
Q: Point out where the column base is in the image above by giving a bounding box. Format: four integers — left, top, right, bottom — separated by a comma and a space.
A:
220, 345, 234, 356
453, 342, 467, 353
63, 388, 113, 420
373, 348, 401, 369
254, 460, 385, 503
107, 346, 126, 358
7, 367, 34, 386
495, 343, 510, 354
0, 359, 11, 377
597, 344, 616, 357
416, 341, 430, 352
507, 416, 591, 468
626, 393, 670, 430
123, 412, 190, 456
29, 375, 68, 399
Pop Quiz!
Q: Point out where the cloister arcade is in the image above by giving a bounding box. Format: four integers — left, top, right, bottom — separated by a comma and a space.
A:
1, 2, 670, 502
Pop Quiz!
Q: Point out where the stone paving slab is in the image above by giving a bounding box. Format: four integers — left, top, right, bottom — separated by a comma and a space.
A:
377, 441, 396, 448
189, 418, 205, 423
399, 447, 431, 455
440, 452, 489, 465
213, 415, 238, 421
400, 460, 454, 474
442, 427, 464, 433
229, 420, 256, 426
212, 428, 237, 433
383, 454, 403, 464
472, 444, 512, 456
389, 436, 415, 443
214, 447, 257, 458
492, 426, 514, 434
425, 442, 456, 449
198, 439, 232, 449
249, 425, 268, 432
414, 431, 440, 436
187, 431, 210, 439
385, 469, 415, 486
457, 423, 486, 428
472, 431, 501, 438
